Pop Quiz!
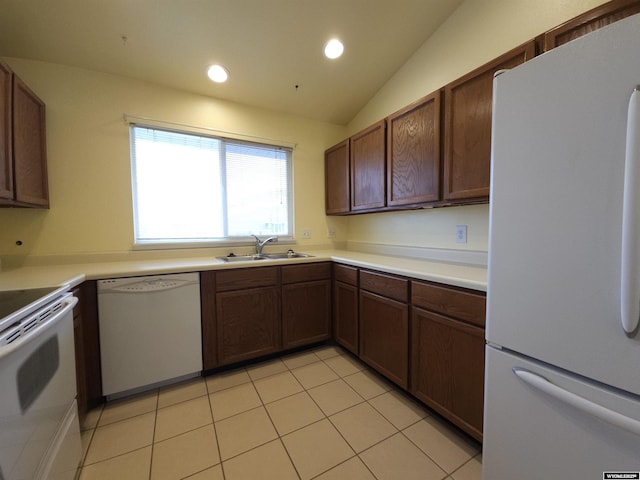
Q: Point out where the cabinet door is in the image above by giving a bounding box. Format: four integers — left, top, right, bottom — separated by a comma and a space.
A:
200, 271, 218, 370
359, 290, 409, 388
333, 280, 359, 354
72, 281, 102, 415
411, 307, 485, 441
387, 90, 441, 206
325, 139, 350, 214
282, 279, 331, 349
351, 120, 386, 211
0, 62, 12, 201
541, 0, 640, 52
217, 286, 281, 365
12, 75, 48, 207
443, 41, 535, 201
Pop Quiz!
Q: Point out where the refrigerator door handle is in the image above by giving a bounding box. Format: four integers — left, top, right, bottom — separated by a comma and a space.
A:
513, 368, 640, 436
620, 86, 640, 336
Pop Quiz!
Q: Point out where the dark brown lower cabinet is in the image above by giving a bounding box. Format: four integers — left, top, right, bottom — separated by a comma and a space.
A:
359, 290, 409, 388
411, 307, 485, 441
282, 279, 331, 348
199, 261, 486, 442
72, 281, 103, 421
217, 286, 281, 365
200, 271, 218, 370
72, 289, 87, 419
333, 263, 359, 354
282, 263, 331, 349
333, 280, 359, 354
202, 264, 332, 369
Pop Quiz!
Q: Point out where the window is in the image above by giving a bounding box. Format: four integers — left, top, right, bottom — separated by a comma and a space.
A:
130, 125, 293, 247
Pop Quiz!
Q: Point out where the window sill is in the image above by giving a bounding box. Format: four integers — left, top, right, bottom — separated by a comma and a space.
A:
132, 237, 296, 251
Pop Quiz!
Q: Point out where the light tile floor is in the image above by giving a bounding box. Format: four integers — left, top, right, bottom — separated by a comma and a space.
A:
78, 345, 482, 480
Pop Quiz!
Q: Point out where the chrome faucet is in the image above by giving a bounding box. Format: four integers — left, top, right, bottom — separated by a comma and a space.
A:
252, 235, 278, 254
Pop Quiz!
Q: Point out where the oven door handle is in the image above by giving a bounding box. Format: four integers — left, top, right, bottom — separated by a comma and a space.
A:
0, 295, 78, 358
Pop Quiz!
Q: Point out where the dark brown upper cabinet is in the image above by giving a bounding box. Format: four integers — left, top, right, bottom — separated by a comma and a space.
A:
0, 62, 12, 201
0, 61, 49, 208
325, 1, 637, 215
325, 139, 350, 215
12, 76, 49, 207
350, 120, 386, 212
442, 41, 535, 202
540, 0, 640, 52
387, 90, 441, 207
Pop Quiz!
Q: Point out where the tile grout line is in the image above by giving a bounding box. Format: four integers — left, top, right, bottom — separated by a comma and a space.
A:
306, 354, 390, 479
249, 351, 474, 478
448, 452, 482, 479
79, 346, 480, 479
80, 401, 162, 470
266, 351, 354, 480
255, 371, 304, 480
305, 347, 446, 480
284, 347, 382, 480
146, 389, 159, 480
204, 379, 227, 480
397, 426, 455, 477
206, 348, 352, 478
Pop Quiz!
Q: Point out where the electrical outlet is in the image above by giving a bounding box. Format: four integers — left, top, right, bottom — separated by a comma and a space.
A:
302, 228, 312, 239
327, 227, 336, 238
456, 225, 467, 244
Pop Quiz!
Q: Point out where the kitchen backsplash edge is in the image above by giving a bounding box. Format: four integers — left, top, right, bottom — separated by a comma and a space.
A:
0, 241, 485, 271
347, 241, 488, 266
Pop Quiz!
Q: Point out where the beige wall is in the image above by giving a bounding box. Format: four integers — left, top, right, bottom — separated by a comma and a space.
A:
345, 0, 608, 253
0, 0, 613, 260
0, 59, 347, 258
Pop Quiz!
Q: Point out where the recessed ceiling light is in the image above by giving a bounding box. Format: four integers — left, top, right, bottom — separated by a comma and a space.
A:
207, 64, 229, 83
324, 39, 344, 59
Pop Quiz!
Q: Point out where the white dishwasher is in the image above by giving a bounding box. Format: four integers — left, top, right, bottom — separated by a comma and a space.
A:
97, 272, 202, 399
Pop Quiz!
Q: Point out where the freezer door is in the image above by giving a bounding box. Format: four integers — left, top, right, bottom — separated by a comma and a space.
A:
487, 14, 640, 396
484, 347, 640, 479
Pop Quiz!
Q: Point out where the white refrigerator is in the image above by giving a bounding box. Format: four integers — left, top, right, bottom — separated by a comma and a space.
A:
484, 13, 640, 479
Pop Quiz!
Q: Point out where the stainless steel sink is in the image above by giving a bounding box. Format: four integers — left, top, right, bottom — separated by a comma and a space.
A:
219, 254, 269, 262
264, 252, 312, 259
218, 252, 313, 262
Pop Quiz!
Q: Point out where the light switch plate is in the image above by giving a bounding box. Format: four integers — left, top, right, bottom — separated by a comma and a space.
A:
456, 225, 467, 244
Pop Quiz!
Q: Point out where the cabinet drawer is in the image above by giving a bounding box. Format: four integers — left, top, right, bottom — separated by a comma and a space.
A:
411, 281, 486, 327
334, 263, 358, 286
360, 270, 408, 303
282, 262, 331, 284
216, 266, 279, 291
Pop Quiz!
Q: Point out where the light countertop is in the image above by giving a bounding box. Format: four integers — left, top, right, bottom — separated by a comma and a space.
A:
0, 248, 487, 292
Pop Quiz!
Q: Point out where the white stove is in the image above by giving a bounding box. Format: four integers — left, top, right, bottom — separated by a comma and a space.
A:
0, 285, 81, 480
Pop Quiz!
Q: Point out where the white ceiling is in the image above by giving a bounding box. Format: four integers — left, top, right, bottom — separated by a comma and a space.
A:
0, 0, 463, 125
